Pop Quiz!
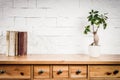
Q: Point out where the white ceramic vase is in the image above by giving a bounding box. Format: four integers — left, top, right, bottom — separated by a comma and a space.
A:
88, 46, 101, 57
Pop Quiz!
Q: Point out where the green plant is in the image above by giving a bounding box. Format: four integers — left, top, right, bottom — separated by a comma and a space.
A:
84, 10, 108, 46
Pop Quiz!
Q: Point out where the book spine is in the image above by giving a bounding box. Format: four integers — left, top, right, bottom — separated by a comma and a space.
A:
18, 32, 27, 56
6, 31, 10, 56
9, 31, 16, 56
15, 32, 18, 56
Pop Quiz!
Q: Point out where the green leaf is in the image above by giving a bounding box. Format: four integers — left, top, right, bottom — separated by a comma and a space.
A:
84, 25, 91, 34
84, 9, 108, 34
91, 10, 94, 12
104, 16, 108, 20
103, 23, 107, 29
87, 15, 93, 21
94, 11, 99, 13
86, 28, 91, 32
94, 14, 98, 18
84, 30, 87, 34
91, 19, 95, 25
89, 12, 92, 14
101, 19, 105, 23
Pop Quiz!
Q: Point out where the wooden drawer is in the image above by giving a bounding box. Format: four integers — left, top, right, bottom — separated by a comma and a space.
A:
34, 65, 50, 79
69, 65, 87, 78
0, 65, 30, 79
90, 78, 120, 80
90, 65, 120, 78
53, 65, 68, 78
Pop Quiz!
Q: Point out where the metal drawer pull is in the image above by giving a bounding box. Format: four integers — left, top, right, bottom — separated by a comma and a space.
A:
57, 70, 62, 74
38, 70, 44, 74
113, 70, 119, 75
76, 70, 81, 75
0, 70, 6, 74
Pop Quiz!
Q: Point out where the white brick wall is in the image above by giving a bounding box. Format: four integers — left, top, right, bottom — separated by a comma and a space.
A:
13, 0, 28, 8
0, 0, 120, 54
0, 0, 13, 8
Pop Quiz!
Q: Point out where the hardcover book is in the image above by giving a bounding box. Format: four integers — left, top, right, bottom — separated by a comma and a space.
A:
6, 31, 16, 56
6, 31, 27, 56
18, 32, 27, 56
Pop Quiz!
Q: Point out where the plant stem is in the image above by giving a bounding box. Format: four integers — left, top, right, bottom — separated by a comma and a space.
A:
96, 26, 99, 33
92, 24, 95, 32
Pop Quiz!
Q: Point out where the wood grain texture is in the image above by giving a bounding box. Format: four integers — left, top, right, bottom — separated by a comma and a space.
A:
53, 65, 68, 78
0, 79, 30, 80
0, 65, 30, 79
69, 65, 87, 78
34, 65, 50, 79
0, 54, 120, 80
90, 78, 120, 80
0, 54, 120, 64
89, 65, 120, 78
34, 79, 87, 80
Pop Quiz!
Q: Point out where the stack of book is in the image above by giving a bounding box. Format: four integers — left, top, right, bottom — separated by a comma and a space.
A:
6, 31, 27, 56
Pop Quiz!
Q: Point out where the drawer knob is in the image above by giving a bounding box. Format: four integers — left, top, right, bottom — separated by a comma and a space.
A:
76, 70, 81, 75
0, 70, 6, 74
106, 72, 112, 75
113, 70, 119, 75
57, 70, 62, 74
38, 70, 44, 74
20, 72, 24, 76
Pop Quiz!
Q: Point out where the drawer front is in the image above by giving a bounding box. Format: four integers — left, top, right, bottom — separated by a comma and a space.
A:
53, 65, 68, 78
0, 65, 30, 79
70, 65, 87, 78
34, 65, 50, 79
90, 65, 120, 78
90, 78, 120, 80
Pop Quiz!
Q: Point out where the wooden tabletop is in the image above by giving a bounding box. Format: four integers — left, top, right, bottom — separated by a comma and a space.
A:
0, 54, 120, 64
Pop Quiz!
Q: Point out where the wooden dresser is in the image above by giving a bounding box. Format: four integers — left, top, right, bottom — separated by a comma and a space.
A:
0, 54, 120, 80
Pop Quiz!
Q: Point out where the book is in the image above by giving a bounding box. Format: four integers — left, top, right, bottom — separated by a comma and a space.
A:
6, 31, 10, 56
6, 31, 27, 56
6, 31, 16, 56
15, 31, 18, 56
18, 32, 27, 56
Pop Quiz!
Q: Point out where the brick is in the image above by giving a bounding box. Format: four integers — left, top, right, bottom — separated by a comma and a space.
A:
13, 0, 28, 8
0, 45, 6, 53
57, 8, 81, 17
92, 0, 120, 18
0, 17, 14, 27
37, 0, 57, 9
14, 17, 26, 30
51, 36, 81, 46
0, 0, 120, 54
27, 35, 56, 54
57, 17, 81, 27
0, 8, 2, 18
55, 0, 79, 9
44, 17, 57, 26
4, 8, 46, 17
45, 9, 58, 17
27, 17, 43, 27
79, 0, 92, 17
101, 46, 120, 54
53, 0, 80, 17
32, 27, 81, 36
107, 19, 120, 28
28, 0, 36, 8
0, 30, 6, 53
0, 0, 13, 8
27, 17, 57, 27
54, 45, 83, 54
27, 35, 83, 54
